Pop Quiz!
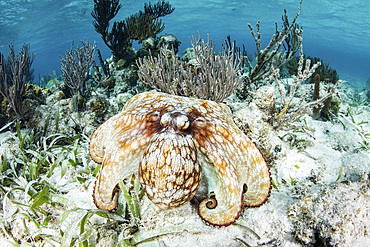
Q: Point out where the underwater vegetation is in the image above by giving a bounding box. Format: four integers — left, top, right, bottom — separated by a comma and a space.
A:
1, 0, 368, 246
60, 41, 97, 113
0, 44, 35, 121
137, 33, 243, 102
91, 0, 174, 61
234, 1, 302, 100
281, 8, 301, 60
60, 41, 96, 99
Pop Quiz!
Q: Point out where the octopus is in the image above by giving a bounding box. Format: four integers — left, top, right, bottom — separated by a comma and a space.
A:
90, 91, 271, 227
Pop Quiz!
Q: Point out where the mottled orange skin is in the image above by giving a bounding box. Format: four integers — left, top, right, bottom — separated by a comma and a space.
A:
90, 92, 271, 227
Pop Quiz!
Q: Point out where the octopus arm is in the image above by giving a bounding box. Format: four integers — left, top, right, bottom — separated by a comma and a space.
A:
90, 112, 125, 163
93, 143, 140, 211
191, 103, 270, 226
89, 92, 154, 163
91, 111, 159, 211
196, 153, 243, 227
235, 132, 271, 207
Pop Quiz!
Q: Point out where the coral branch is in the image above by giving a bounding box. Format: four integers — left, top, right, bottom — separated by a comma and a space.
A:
136, 33, 243, 102
144, 0, 175, 18
91, 0, 174, 60
91, 0, 121, 51
270, 34, 343, 130
60, 41, 96, 97
238, 0, 303, 98
0, 43, 34, 120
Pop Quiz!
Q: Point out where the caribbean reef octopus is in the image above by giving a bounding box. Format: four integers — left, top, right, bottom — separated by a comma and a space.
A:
90, 91, 271, 227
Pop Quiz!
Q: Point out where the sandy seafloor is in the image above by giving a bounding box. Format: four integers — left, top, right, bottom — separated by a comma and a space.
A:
0, 77, 369, 246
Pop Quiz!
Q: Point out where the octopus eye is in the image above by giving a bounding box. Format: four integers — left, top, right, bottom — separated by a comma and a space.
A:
242, 184, 248, 194
194, 117, 206, 127
175, 114, 189, 130
160, 112, 172, 127
147, 112, 161, 122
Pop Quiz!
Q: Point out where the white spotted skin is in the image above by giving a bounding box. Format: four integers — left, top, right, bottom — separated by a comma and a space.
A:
90, 92, 271, 226
139, 132, 201, 209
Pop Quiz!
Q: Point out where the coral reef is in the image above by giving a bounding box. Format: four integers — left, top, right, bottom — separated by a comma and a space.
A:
265, 39, 343, 130
157, 33, 181, 54
0, 49, 369, 246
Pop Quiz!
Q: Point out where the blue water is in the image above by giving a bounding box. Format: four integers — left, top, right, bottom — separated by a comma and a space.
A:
1, 0, 369, 88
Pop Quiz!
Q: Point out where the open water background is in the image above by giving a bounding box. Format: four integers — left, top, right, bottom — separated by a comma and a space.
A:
0, 0, 369, 88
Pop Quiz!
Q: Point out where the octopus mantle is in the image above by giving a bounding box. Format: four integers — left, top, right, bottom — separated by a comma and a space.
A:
90, 91, 271, 227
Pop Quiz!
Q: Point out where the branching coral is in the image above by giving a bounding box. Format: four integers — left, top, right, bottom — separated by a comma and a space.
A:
237, 0, 302, 99
269, 34, 343, 130
0, 43, 34, 120
285, 55, 339, 84
282, 9, 301, 59
136, 33, 243, 102
91, 0, 121, 42
143, 0, 174, 18
60, 41, 96, 98
91, 0, 174, 60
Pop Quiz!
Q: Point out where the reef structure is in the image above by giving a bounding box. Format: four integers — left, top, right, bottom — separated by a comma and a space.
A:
90, 91, 271, 227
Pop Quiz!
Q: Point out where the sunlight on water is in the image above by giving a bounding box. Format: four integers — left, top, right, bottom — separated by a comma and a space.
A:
0, 0, 369, 85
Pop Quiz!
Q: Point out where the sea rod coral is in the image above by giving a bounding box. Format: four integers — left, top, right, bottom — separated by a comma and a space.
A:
0, 43, 34, 120
60, 40, 96, 98
91, 0, 174, 61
